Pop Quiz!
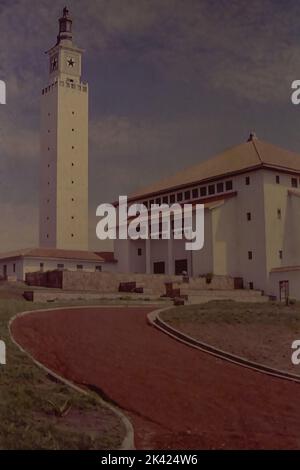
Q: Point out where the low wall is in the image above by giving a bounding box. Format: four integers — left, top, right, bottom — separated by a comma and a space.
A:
26, 270, 63, 288
26, 269, 235, 294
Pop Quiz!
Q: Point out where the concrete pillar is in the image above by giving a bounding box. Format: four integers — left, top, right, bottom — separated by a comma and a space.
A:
146, 238, 151, 274
167, 237, 174, 275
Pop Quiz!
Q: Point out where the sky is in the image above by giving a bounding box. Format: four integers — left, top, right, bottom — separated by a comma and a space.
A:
1, 0, 300, 251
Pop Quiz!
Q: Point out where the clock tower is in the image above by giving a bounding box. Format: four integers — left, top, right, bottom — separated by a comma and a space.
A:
40, 7, 88, 250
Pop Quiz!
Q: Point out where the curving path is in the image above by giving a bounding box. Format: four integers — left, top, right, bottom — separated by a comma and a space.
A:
11, 306, 300, 449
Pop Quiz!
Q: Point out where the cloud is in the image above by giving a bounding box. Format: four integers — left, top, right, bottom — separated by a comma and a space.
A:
0, 202, 38, 252
0, 125, 38, 162
88, 111, 238, 203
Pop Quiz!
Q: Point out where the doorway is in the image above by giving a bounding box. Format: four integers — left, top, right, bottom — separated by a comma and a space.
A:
175, 259, 188, 275
153, 261, 165, 274
279, 280, 289, 302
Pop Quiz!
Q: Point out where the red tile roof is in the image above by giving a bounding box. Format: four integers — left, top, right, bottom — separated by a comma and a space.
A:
0, 248, 104, 263
95, 251, 118, 263
128, 138, 300, 201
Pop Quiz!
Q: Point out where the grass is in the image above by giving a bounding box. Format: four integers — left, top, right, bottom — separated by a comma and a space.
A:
161, 300, 300, 330
0, 297, 127, 450
160, 300, 300, 374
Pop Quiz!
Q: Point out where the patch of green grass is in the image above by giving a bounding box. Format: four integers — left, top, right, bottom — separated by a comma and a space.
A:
0, 298, 126, 450
161, 300, 300, 332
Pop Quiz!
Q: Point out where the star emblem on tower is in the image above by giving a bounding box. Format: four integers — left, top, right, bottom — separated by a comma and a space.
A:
67, 58, 75, 67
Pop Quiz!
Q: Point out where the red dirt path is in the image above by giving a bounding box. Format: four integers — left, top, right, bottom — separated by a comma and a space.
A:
11, 306, 300, 449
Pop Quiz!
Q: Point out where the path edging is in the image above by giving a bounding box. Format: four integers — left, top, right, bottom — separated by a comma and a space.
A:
147, 307, 300, 384
8, 305, 135, 450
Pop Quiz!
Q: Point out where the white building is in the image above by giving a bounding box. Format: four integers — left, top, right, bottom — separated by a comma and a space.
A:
114, 132, 300, 300
0, 248, 104, 281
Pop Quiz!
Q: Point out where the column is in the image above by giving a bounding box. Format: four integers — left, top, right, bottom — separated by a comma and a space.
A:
167, 237, 174, 275
146, 238, 151, 274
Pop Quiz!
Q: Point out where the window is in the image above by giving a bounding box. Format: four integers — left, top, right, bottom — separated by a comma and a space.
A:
95, 265, 102, 272
13, 264, 16, 273
155, 197, 161, 204
249, 282, 254, 290
57, 263, 64, 270
192, 188, 198, 199
277, 208, 281, 220
149, 199, 154, 206
208, 184, 215, 195
200, 187, 207, 197
245, 176, 250, 185
292, 177, 298, 188
248, 251, 253, 260
225, 180, 233, 191
162, 195, 168, 204
71, 234, 74, 237
276, 175, 280, 184
184, 190, 190, 200
279, 250, 283, 260
72, 128, 75, 132
138, 248, 142, 256
216, 182, 224, 193
177, 192, 183, 202
170, 194, 175, 204
77, 264, 83, 270
72, 146, 75, 149
40, 263, 44, 272
247, 212, 251, 221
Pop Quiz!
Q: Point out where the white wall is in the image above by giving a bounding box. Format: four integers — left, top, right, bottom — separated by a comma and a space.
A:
40, 80, 88, 250
0, 259, 23, 280
269, 270, 300, 300
0, 257, 106, 281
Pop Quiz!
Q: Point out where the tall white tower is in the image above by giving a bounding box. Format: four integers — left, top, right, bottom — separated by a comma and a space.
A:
40, 7, 88, 250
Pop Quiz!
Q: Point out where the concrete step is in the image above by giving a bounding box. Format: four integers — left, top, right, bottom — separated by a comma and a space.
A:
180, 288, 264, 297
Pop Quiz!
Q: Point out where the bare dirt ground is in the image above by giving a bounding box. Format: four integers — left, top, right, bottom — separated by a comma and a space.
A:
11, 305, 300, 449
161, 301, 300, 375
